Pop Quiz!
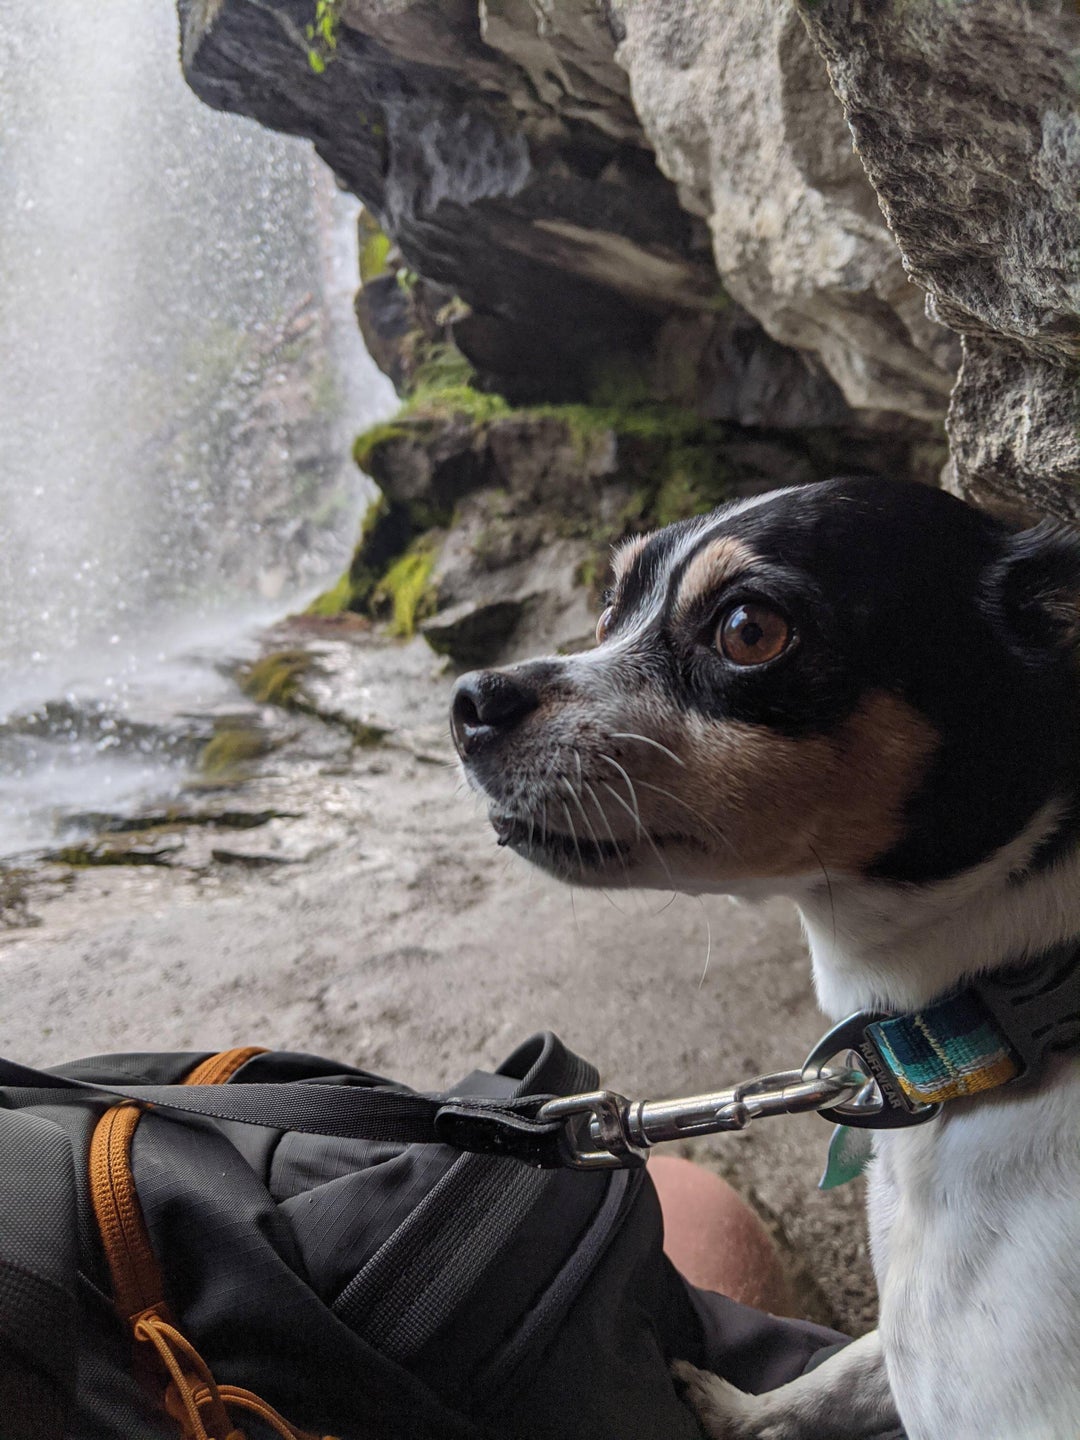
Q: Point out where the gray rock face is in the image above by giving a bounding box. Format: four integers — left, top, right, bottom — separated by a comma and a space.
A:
179, 0, 935, 433
610, 0, 958, 424
798, 0, 1080, 519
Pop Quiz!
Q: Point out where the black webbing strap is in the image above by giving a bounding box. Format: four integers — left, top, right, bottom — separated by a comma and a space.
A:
0, 1055, 567, 1167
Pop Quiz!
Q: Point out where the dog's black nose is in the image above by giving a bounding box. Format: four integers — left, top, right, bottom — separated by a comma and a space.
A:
451, 670, 538, 757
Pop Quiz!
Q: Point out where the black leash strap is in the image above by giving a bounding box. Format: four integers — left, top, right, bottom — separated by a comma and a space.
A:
0, 1056, 567, 1168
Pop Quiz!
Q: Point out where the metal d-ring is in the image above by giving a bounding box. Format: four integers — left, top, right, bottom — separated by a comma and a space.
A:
802, 1012, 941, 1129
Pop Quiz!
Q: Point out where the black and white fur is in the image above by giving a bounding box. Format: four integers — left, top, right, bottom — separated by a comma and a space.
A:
451, 477, 1080, 1440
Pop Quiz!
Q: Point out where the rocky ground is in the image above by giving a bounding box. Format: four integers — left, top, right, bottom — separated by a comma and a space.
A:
0, 617, 876, 1335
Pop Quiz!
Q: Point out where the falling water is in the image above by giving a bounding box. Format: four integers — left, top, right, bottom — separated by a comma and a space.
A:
0, 0, 395, 856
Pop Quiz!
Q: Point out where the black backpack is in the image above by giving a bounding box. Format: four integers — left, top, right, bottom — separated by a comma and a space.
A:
0, 1035, 843, 1440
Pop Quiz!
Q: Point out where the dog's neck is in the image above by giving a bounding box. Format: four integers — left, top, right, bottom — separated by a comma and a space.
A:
792, 804, 1080, 1021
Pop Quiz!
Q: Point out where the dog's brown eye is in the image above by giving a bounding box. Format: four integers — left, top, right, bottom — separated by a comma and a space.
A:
717, 604, 790, 666
596, 605, 615, 644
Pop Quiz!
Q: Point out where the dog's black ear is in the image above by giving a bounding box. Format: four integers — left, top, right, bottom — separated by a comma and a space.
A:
990, 519, 1080, 653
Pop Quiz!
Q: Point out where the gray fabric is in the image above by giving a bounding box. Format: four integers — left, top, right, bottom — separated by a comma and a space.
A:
0, 1108, 77, 1434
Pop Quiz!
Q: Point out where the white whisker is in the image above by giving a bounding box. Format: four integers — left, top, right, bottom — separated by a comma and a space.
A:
561, 773, 604, 856
697, 899, 713, 990
560, 797, 586, 876
598, 778, 675, 887
609, 732, 686, 768
633, 778, 734, 855
599, 753, 642, 837
583, 778, 632, 886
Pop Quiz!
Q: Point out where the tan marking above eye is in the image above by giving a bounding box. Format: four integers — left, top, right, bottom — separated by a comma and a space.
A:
610, 534, 647, 588
596, 605, 615, 644
672, 536, 756, 625
717, 604, 791, 666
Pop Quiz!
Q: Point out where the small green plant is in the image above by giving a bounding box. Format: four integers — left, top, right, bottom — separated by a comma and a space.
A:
358, 210, 392, 283
306, 0, 342, 73
353, 422, 407, 472
238, 650, 312, 706
305, 571, 356, 617
373, 541, 438, 637
200, 725, 275, 778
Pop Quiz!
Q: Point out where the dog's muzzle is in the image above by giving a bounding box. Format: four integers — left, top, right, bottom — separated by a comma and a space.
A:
450, 670, 539, 760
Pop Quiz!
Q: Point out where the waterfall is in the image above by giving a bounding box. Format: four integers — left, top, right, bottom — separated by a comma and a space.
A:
0, 0, 394, 856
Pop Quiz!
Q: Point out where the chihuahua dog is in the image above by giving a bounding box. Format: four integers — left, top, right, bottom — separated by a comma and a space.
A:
450, 477, 1080, 1440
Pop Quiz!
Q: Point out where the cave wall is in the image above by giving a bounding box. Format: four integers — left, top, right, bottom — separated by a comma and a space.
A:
609, 0, 958, 426
796, 0, 1080, 522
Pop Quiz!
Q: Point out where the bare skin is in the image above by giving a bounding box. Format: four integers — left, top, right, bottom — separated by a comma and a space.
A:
650, 1155, 794, 1316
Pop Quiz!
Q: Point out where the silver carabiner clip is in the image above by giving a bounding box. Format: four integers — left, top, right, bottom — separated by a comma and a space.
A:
538, 1065, 866, 1170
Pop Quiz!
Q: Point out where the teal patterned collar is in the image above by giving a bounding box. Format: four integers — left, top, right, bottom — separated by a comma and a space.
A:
810, 938, 1080, 1129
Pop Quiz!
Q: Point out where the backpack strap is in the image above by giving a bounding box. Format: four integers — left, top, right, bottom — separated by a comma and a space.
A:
0, 1047, 569, 1166
181, 1047, 268, 1087
88, 1050, 338, 1440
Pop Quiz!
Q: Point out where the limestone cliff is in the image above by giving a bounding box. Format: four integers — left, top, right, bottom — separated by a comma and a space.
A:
797, 0, 1080, 522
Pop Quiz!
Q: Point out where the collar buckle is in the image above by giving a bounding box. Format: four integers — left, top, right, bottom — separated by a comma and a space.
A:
972, 942, 1080, 1081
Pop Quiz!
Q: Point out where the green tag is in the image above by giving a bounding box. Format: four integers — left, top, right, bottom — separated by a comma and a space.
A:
818, 1124, 873, 1190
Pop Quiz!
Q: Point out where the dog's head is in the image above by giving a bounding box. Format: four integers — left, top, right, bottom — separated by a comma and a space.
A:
451, 478, 1080, 898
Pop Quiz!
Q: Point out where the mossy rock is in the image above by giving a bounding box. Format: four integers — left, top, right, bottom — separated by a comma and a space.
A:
200, 725, 275, 778
306, 495, 414, 618
372, 539, 439, 638
353, 423, 408, 473
238, 650, 312, 706
344, 363, 737, 646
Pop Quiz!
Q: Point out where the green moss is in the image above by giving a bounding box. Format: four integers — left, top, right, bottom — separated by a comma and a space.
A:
403, 383, 510, 425
407, 342, 475, 395
353, 422, 407, 472
306, 497, 399, 617
358, 211, 391, 283
200, 726, 274, 778
650, 445, 731, 527
359, 230, 390, 282
238, 650, 312, 706
347, 720, 390, 747
305, 571, 357, 618
373, 540, 438, 637
46, 840, 179, 868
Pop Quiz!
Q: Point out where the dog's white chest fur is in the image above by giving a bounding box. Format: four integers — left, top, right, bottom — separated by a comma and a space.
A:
868, 1060, 1080, 1440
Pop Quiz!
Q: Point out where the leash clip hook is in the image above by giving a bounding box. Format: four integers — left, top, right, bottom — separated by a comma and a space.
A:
538, 1066, 865, 1170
